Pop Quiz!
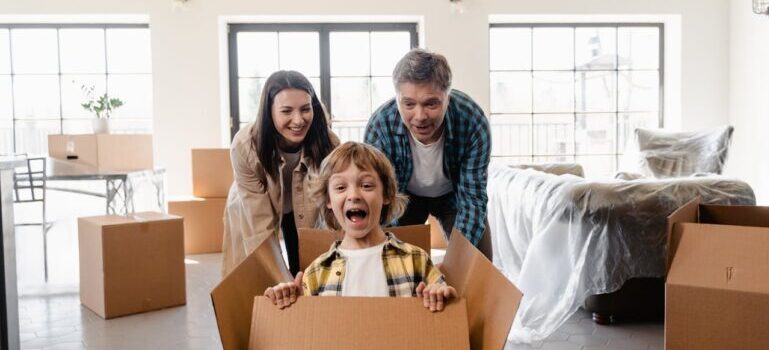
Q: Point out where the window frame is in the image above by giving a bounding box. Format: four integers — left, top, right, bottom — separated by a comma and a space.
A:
0, 23, 151, 155
488, 22, 664, 170
227, 22, 418, 140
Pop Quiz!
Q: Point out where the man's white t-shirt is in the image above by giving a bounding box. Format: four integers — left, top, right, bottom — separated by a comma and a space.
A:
406, 131, 453, 197
338, 242, 389, 297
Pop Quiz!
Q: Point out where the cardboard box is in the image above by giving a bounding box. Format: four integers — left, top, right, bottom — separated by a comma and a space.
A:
48, 134, 153, 171
168, 196, 226, 254
297, 224, 431, 271
428, 215, 448, 249
666, 197, 769, 350
192, 148, 233, 198
211, 226, 522, 350
250, 297, 469, 349
78, 212, 186, 319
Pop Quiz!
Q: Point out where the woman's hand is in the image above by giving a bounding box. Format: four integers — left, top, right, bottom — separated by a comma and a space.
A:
416, 281, 457, 312
264, 272, 303, 309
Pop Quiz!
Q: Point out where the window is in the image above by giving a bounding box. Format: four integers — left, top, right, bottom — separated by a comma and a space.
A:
488, 24, 663, 177
0, 24, 152, 155
228, 23, 417, 141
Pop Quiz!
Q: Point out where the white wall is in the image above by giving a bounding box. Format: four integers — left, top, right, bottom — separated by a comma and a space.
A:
727, 0, 769, 204
0, 0, 732, 195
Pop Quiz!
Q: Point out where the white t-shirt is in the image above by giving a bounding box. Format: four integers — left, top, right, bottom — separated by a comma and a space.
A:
406, 131, 453, 197
338, 242, 389, 297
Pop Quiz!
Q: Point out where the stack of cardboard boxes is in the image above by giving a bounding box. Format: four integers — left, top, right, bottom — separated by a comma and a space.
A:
168, 149, 233, 255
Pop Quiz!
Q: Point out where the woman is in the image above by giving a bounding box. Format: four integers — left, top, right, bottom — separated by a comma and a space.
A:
222, 70, 337, 277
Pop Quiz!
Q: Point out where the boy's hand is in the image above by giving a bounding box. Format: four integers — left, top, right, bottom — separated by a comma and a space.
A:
416, 282, 457, 312
264, 272, 303, 309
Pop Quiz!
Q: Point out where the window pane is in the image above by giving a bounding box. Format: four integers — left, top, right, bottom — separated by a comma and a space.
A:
61, 75, 107, 119
618, 112, 659, 153
278, 32, 319, 76
490, 156, 532, 166
331, 77, 371, 121
533, 28, 574, 70
11, 29, 59, 74
330, 32, 370, 77
533, 114, 573, 155
371, 77, 394, 111
370, 32, 410, 76
576, 71, 616, 112
237, 32, 279, 78
618, 27, 659, 70
14, 75, 60, 119
107, 74, 152, 118
490, 114, 531, 156
15, 119, 60, 155
533, 71, 574, 113
0, 29, 10, 74
575, 27, 616, 70
533, 155, 575, 163
618, 71, 659, 112
576, 113, 616, 154
331, 120, 367, 143
576, 155, 616, 178
0, 119, 12, 155
490, 27, 531, 71
107, 28, 151, 73
60, 28, 106, 74
490, 72, 532, 114
0, 76, 11, 120
108, 118, 153, 134
238, 78, 266, 124
62, 119, 93, 134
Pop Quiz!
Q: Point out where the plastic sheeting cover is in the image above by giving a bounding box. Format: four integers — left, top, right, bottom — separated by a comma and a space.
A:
632, 126, 734, 178
487, 165, 755, 343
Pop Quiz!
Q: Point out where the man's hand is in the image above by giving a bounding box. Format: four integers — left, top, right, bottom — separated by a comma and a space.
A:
416, 282, 457, 312
264, 272, 303, 309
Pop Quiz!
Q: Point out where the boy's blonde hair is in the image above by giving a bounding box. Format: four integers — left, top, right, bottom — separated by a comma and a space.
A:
310, 142, 408, 230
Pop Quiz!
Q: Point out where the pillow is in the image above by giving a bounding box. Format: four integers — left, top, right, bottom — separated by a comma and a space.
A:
635, 126, 733, 178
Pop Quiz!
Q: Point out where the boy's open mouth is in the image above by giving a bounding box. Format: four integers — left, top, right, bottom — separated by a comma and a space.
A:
345, 208, 368, 223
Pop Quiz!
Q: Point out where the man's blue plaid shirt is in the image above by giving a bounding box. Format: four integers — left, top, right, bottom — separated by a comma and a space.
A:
364, 89, 491, 246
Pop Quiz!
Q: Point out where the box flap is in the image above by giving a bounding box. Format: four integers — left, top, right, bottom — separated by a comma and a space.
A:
667, 223, 769, 294
666, 197, 701, 274
699, 204, 769, 228
442, 230, 522, 350
298, 224, 430, 271
249, 296, 470, 350
211, 237, 291, 350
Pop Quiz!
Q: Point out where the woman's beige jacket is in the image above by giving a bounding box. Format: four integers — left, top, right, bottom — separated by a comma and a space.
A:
221, 122, 338, 276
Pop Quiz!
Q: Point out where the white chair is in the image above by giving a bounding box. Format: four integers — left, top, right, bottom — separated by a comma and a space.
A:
13, 155, 53, 281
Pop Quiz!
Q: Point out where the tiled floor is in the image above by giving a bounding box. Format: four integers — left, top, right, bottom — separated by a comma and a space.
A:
13, 187, 664, 349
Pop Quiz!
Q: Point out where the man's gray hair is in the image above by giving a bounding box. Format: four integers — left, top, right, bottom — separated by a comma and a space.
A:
392, 48, 452, 92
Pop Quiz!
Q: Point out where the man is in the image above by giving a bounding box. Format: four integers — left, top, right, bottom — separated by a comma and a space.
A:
364, 48, 492, 258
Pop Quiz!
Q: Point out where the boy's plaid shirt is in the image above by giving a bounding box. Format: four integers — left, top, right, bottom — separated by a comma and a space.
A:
301, 232, 445, 297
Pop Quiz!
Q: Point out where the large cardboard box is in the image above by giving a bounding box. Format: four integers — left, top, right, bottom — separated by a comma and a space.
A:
211, 227, 522, 350
297, 224, 431, 271
192, 148, 233, 198
48, 134, 153, 171
78, 212, 186, 319
168, 196, 226, 254
666, 197, 769, 350
428, 215, 448, 249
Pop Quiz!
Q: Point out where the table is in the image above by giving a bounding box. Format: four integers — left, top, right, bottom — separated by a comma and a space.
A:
45, 158, 166, 215
1, 156, 24, 350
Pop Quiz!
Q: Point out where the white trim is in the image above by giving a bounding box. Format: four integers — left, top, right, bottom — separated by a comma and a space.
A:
489, 14, 679, 24
0, 14, 148, 24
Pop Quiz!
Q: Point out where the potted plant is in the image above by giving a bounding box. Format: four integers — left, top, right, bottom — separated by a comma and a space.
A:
80, 85, 125, 134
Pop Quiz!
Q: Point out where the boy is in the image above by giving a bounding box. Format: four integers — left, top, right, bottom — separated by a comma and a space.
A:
265, 142, 456, 312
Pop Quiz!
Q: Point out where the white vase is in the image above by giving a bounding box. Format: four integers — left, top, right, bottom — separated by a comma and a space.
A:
92, 118, 110, 134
